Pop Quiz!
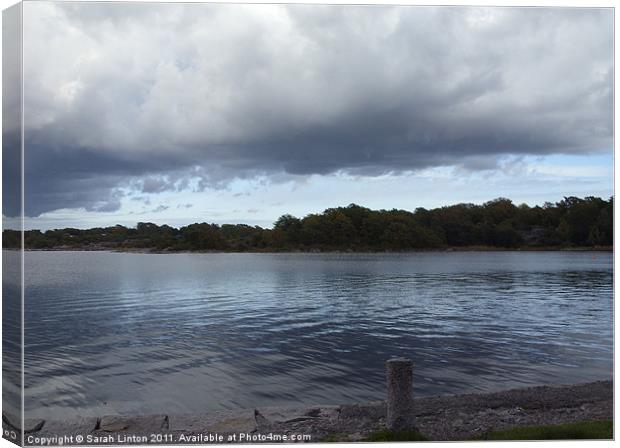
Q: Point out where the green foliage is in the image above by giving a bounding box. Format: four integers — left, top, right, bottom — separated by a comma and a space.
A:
273, 214, 302, 247
3, 196, 613, 251
324, 421, 612, 442
362, 428, 428, 441
2, 229, 21, 248
474, 420, 613, 440
319, 433, 350, 442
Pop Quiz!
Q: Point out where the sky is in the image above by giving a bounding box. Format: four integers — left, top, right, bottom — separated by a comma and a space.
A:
3, 2, 614, 230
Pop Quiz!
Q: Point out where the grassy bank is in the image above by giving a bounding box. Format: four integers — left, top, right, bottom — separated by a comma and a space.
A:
476, 420, 613, 440
355, 420, 613, 442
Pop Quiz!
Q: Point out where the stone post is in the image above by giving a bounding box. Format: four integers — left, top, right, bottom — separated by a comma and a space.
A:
386, 357, 416, 432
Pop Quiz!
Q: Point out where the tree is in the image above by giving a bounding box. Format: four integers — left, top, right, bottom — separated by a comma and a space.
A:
273, 214, 302, 246
10, 195, 613, 251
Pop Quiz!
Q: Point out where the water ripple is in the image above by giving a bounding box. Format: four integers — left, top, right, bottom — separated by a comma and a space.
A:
11, 251, 613, 420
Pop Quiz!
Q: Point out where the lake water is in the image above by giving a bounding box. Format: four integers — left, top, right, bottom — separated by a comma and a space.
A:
14, 251, 613, 420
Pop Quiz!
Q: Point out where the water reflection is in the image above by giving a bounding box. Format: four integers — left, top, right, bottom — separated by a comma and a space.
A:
22, 251, 612, 420
3, 250, 22, 419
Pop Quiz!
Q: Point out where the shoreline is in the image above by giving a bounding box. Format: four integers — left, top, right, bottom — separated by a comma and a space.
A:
6, 380, 612, 443
7, 245, 614, 254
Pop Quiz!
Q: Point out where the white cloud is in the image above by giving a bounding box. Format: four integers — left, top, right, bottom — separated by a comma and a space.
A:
15, 3, 613, 218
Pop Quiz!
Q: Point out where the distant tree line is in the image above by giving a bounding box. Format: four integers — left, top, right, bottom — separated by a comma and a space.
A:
2, 196, 613, 252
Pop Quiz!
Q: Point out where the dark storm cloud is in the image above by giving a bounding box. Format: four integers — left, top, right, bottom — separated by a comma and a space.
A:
3, 4, 22, 220
19, 3, 613, 216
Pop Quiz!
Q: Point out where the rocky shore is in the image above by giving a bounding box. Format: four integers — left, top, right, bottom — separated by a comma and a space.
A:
4, 381, 612, 444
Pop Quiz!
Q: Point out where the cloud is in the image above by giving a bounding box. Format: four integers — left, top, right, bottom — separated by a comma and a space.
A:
17, 3, 612, 217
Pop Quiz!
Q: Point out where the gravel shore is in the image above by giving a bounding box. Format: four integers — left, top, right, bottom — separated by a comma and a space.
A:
4, 380, 612, 444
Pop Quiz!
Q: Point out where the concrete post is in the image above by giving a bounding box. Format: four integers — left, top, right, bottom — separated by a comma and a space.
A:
386, 357, 416, 432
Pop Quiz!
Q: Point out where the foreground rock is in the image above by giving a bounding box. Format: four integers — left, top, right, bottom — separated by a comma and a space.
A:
7, 381, 612, 444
